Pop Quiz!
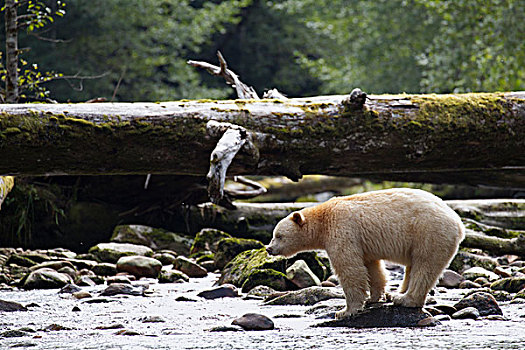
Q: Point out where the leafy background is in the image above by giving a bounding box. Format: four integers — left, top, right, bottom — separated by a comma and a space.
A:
1, 0, 524, 100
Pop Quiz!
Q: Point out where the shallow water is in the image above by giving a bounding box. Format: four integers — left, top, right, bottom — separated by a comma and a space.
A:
1, 275, 524, 350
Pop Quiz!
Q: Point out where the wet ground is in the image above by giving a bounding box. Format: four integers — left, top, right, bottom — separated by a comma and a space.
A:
1, 274, 525, 350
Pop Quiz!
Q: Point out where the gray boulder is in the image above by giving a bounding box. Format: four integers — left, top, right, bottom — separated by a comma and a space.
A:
214, 238, 264, 270
152, 252, 177, 266
452, 307, 480, 320
174, 257, 207, 278
111, 225, 193, 255
197, 285, 239, 299
92, 262, 118, 276
462, 267, 499, 281
0, 299, 27, 312
438, 269, 465, 288
116, 256, 162, 278
286, 260, 321, 289
314, 305, 439, 328
264, 286, 344, 306
100, 283, 146, 296
22, 268, 72, 290
29, 260, 75, 272
453, 292, 502, 316
88, 243, 153, 263
232, 313, 274, 331
159, 269, 189, 283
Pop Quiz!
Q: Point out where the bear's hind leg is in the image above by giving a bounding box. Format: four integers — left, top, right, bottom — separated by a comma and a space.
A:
365, 260, 386, 303
392, 264, 442, 307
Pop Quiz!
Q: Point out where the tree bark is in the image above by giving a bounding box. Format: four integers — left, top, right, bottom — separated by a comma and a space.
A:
4, 0, 19, 103
0, 91, 524, 188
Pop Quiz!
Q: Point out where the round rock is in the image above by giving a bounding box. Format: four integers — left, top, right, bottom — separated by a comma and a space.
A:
92, 263, 118, 276
23, 268, 72, 290
232, 313, 274, 331
197, 285, 239, 299
173, 256, 207, 278
286, 260, 321, 289
116, 256, 162, 278
438, 269, 465, 288
453, 292, 502, 316
452, 307, 480, 320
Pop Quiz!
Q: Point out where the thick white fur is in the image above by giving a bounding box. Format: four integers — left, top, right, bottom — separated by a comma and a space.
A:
267, 188, 465, 319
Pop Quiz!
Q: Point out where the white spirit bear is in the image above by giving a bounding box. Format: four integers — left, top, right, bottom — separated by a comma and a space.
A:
266, 188, 465, 319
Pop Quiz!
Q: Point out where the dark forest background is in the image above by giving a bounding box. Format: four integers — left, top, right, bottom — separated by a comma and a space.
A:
1, 0, 523, 102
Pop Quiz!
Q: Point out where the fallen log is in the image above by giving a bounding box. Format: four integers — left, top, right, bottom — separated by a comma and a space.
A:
462, 229, 525, 257
0, 91, 524, 188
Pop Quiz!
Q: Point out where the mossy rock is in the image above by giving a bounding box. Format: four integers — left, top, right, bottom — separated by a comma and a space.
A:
88, 243, 153, 263
490, 277, 525, 293
288, 252, 330, 282
218, 248, 287, 288
218, 248, 332, 292
448, 251, 498, 273
5, 255, 38, 268
241, 269, 292, 293
159, 269, 189, 283
195, 253, 215, 264
189, 228, 232, 255
513, 288, 525, 300
111, 225, 193, 255
214, 238, 265, 270
264, 286, 344, 306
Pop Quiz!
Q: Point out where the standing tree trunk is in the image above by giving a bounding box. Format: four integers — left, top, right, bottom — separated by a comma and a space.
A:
4, 0, 19, 103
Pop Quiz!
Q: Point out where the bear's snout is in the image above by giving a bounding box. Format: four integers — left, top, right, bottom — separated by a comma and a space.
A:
266, 245, 276, 256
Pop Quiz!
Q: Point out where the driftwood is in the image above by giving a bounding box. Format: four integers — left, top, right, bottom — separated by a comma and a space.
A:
188, 51, 259, 100
1, 91, 523, 190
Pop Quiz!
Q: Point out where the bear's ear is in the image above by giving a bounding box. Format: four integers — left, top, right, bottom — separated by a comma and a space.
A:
291, 211, 306, 227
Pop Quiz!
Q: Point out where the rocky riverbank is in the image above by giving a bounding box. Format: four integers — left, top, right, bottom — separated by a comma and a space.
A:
1, 221, 525, 348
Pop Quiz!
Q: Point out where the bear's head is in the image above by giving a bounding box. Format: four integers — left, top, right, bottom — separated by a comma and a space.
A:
266, 211, 308, 257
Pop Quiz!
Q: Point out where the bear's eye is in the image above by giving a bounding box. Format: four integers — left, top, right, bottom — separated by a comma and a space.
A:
275, 234, 282, 239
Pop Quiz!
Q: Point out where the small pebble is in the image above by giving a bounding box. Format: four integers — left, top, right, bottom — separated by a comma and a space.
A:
73, 291, 92, 299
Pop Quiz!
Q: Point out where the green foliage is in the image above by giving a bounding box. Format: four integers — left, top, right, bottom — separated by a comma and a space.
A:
21, 0, 251, 101
0, 53, 62, 100
0, 0, 66, 101
2, 0, 522, 100
0, 180, 66, 247
416, 0, 524, 92
21, 0, 66, 31
205, 0, 329, 97
262, 0, 438, 94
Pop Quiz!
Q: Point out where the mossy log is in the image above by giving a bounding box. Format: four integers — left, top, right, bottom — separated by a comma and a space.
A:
462, 229, 525, 257
0, 92, 524, 188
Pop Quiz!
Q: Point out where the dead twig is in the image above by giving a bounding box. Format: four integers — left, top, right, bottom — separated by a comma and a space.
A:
188, 51, 259, 99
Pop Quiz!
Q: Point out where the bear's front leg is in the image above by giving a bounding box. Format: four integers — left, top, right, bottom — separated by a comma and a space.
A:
334, 265, 369, 319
